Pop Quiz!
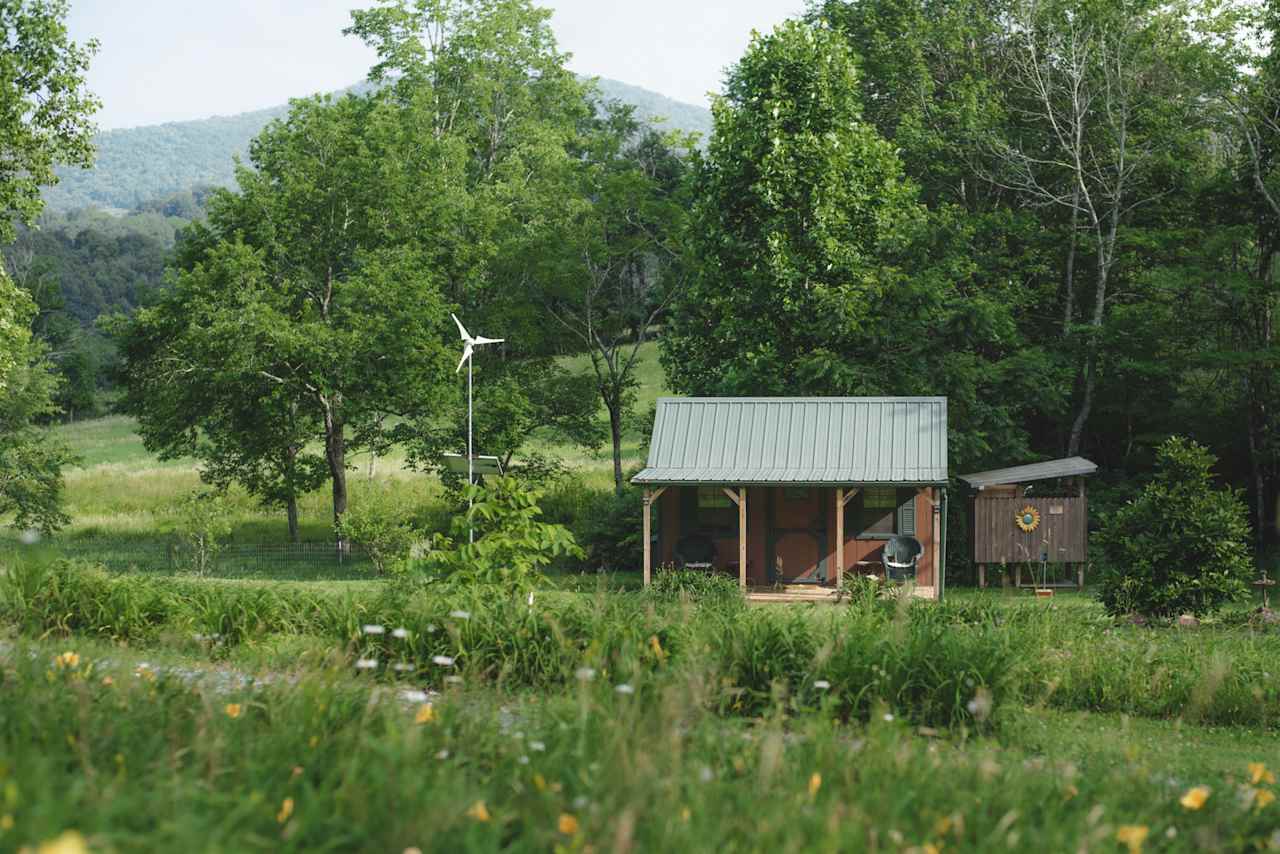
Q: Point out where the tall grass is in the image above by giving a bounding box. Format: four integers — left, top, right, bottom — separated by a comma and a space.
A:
1, 558, 1008, 726
3, 640, 1278, 853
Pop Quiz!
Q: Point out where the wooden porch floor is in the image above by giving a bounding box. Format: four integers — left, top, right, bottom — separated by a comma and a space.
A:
745, 585, 937, 604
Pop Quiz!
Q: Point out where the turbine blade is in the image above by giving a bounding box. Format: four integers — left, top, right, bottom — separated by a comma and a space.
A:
473, 336, 505, 346
451, 313, 472, 342
456, 343, 472, 373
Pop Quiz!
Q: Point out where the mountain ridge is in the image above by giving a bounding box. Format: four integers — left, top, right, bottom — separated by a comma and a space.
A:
41, 76, 713, 214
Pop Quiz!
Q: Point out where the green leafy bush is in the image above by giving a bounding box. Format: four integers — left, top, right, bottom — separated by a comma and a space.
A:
1097, 436, 1253, 618
575, 486, 644, 571
170, 489, 232, 575
427, 476, 583, 591
649, 567, 743, 604
336, 487, 419, 575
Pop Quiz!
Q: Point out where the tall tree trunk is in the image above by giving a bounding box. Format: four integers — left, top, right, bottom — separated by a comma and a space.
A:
322, 399, 348, 542
286, 496, 300, 544
1062, 188, 1080, 336
607, 399, 624, 495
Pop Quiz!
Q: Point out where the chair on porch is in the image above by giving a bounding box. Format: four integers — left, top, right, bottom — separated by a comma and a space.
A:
674, 533, 717, 571
883, 535, 923, 583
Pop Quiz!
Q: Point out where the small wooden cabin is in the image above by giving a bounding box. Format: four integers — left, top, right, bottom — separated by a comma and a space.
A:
632, 397, 949, 599
958, 457, 1097, 588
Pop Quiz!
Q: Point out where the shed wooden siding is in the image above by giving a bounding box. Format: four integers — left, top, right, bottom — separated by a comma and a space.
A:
656, 486, 936, 586
972, 496, 1087, 564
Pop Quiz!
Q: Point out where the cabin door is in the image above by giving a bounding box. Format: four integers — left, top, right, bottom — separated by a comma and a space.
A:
769, 487, 827, 584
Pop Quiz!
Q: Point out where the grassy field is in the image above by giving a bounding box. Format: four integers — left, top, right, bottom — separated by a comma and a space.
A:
4, 340, 1280, 850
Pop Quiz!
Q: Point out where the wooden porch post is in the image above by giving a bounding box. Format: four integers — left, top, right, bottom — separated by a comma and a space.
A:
835, 488, 857, 587
836, 488, 844, 588
723, 486, 747, 590
931, 487, 941, 594
641, 487, 666, 587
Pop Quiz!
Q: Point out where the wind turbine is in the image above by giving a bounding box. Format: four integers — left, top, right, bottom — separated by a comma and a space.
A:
452, 313, 504, 541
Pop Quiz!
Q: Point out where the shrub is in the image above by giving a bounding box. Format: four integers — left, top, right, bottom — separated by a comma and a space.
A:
649, 567, 742, 603
575, 486, 644, 571
170, 489, 232, 576
336, 487, 419, 575
1097, 436, 1253, 619
427, 476, 583, 591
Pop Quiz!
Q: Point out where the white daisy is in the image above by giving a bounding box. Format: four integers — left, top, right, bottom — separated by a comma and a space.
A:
432, 655, 455, 667
361, 624, 385, 635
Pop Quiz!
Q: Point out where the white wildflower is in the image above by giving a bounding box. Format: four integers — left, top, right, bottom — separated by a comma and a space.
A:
573, 796, 589, 810
402, 689, 429, 703
432, 655, 455, 667
813, 680, 831, 691
575, 667, 596, 682
449, 609, 471, 620
615, 683, 635, 695
445, 675, 463, 685
355, 658, 378, 670
393, 662, 414, 672
361, 624, 385, 635
392, 627, 409, 639
436, 749, 450, 760
882, 713, 895, 722
530, 740, 546, 752
699, 766, 714, 783
518, 755, 529, 765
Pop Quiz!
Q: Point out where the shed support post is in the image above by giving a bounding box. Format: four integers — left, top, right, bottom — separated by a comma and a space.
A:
931, 487, 941, 595
643, 489, 652, 587
836, 488, 844, 588
979, 564, 986, 588
722, 486, 748, 590
641, 487, 666, 588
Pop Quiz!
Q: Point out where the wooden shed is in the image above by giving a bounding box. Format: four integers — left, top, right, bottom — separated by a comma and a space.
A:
959, 457, 1097, 588
632, 397, 949, 600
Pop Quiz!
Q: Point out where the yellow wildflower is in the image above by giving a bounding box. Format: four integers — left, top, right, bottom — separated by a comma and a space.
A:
934, 816, 953, 836
100, 676, 113, 687
53, 652, 80, 670
1250, 762, 1277, 786
922, 844, 941, 854
276, 797, 294, 824
533, 773, 547, 792
308, 735, 319, 749
225, 703, 243, 719
466, 801, 491, 822
649, 635, 667, 662
414, 704, 436, 725
680, 807, 691, 822
1180, 786, 1210, 810
1255, 789, 1276, 811
0, 814, 12, 831
558, 813, 579, 835
1115, 824, 1148, 854
808, 773, 822, 798
34, 830, 88, 854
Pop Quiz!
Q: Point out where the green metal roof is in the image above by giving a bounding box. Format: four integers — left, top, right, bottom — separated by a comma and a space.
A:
632, 397, 948, 486
958, 456, 1097, 489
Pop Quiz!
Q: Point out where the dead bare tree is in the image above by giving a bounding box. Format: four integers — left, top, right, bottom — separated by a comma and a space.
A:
987, 0, 1183, 455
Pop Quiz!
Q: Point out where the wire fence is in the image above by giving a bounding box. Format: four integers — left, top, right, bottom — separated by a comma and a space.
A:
1, 539, 376, 581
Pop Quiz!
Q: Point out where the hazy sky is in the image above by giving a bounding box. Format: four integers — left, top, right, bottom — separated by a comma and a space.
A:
66, 1, 805, 130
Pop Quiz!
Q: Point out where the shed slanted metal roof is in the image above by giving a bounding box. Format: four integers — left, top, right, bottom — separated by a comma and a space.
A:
958, 456, 1097, 489
632, 397, 948, 486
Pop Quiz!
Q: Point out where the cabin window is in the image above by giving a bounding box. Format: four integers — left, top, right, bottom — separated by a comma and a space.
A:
697, 487, 733, 510
846, 487, 917, 538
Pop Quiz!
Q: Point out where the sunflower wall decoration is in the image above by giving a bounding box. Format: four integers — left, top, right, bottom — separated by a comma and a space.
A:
1016, 505, 1041, 533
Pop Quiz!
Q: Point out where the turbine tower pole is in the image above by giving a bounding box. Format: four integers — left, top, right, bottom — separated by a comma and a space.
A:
467, 351, 474, 543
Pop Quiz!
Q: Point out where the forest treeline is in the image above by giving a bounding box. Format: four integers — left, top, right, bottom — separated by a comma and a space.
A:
5, 0, 1280, 571
38, 77, 712, 213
